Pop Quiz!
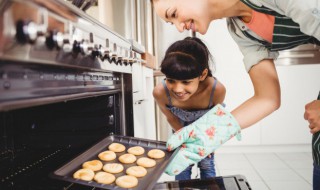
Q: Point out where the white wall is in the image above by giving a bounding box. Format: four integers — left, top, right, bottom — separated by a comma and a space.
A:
200, 19, 319, 146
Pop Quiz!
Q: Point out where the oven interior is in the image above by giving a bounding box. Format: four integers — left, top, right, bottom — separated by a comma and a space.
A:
0, 94, 126, 189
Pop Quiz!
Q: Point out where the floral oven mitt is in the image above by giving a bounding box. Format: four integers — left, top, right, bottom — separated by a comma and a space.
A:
165, 104, 241, 176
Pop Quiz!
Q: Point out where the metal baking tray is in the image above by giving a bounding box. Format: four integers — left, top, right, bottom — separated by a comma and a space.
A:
50, 134, 179, 190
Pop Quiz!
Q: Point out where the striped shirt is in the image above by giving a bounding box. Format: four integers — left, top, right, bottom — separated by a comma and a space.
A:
226, 0, 320, 72
240, 0, 320, 51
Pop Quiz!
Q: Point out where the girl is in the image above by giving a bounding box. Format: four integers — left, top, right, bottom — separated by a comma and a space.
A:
153, 37, 226, 180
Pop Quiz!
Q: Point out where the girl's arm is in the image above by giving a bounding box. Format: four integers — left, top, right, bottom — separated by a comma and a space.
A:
153, 84, 184, 131
231, 59, 281, 129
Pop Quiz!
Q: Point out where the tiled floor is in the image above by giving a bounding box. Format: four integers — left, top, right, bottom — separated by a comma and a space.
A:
158, 146, 313, 190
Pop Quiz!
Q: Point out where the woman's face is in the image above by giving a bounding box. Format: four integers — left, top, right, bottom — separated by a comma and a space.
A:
153, 0, 211, 35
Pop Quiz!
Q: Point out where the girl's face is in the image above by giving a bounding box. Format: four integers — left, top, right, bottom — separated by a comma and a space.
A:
165, 77, 201, 101
153, 0, 211, 35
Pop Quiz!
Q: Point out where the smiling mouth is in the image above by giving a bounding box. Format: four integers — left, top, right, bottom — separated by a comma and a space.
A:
174, 92, 188, 99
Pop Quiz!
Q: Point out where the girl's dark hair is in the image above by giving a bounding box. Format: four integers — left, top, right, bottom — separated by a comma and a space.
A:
160, 37, 214, 80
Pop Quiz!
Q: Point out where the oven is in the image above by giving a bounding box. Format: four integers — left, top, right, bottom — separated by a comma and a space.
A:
0, 0, 136, 189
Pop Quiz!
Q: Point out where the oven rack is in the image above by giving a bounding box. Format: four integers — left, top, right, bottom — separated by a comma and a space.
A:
0, 147, 90, 189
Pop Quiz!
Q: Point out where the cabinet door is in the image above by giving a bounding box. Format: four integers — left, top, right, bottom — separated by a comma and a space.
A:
132, 61, 144, 102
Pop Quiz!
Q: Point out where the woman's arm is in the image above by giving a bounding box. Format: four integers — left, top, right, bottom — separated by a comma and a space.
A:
231, 59, 281, 129
153, 84, 184, 131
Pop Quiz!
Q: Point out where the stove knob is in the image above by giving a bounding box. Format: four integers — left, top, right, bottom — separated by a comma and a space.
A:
80, 41, 94, 55
72, 40, 81, 54
16, 20, 38, 44
110, 43, 118, 64
102, 50, 111, 62
45, 30, 64, 50
111, 55, 117, 64
128, 51, 136, 66
116, 57, 123, 65
91, 44, 102, 58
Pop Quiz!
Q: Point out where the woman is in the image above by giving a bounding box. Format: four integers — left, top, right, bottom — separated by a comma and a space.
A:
151, 0, 320, 188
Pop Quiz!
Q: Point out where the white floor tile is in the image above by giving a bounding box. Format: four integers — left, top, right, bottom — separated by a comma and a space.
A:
294, 168, 313, 184
215, 153, 248, 162
276, 152, 311, 160
219, 169, 262, 181
248, 180, 270, 190
216, 160, 253, 170
266, 180, 312, 190
249, 159, 290, 170
257, 169, 302, 181
285, 159, 313, 169
245, 153, 279, 161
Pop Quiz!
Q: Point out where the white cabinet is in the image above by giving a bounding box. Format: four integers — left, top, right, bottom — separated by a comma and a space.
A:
132, 61, 144, 102
132, 65, 156, 140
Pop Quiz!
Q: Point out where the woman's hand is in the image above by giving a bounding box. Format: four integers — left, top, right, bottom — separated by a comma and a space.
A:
304, 100, 320, 134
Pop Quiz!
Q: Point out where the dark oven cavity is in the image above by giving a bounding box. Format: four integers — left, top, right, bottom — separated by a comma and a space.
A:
0, 95, 121, 189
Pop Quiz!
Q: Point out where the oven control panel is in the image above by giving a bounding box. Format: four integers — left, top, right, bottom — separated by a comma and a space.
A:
0, 0, 139, 73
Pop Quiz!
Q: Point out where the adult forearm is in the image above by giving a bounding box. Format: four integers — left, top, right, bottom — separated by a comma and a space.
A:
231, 95, 280, 129
231, 59, 281, 129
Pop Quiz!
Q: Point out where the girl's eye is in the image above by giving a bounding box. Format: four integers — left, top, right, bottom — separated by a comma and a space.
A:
166, 79, 174, 83
182, 81, 191, 84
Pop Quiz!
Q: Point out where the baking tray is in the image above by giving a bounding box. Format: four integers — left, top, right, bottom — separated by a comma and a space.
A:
50, 134, 179, 190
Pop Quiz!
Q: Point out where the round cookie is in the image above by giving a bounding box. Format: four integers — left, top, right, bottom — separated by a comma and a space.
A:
94, 171, 116, 184
73, 168, 95, 181
119, 153, 137, 164
116, 175, 138, 188
126, 166, 147, 177
127, 146, 145, 156
82, 160, 103, 171
98, 150, 116, 161
103, 163, 124, 174
108, 143, 126, 153
136, 157, 156, 168
147, 149, 165, 159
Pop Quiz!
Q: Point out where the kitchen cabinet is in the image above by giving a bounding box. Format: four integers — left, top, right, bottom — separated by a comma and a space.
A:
132, 66, 157, 140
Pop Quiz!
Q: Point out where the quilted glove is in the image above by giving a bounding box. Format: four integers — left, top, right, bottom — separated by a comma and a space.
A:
165, 104, 241, 176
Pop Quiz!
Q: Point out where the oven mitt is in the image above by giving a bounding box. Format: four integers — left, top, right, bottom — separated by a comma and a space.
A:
165, 104, 241, 176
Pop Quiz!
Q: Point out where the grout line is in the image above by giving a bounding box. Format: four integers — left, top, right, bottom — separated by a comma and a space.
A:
243, 153, 272, 190
274, 152, 312, 185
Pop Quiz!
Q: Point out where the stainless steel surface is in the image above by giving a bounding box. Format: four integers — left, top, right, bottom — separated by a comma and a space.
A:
0, 0, 141, 113
0, 62, 123, 111
276, 44, 320, 66
0, 0, 135, 73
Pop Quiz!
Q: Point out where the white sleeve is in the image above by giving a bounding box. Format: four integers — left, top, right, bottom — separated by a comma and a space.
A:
226, 18, 279, 72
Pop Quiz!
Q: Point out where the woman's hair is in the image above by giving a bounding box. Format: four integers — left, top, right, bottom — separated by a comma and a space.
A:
160, 37, 214, 80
